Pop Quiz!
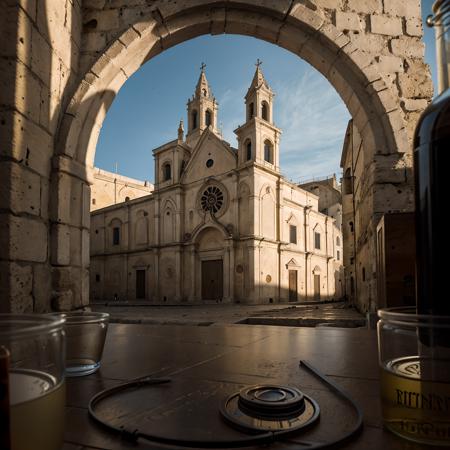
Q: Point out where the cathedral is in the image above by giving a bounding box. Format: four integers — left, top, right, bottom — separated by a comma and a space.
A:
90, 65, 343, 304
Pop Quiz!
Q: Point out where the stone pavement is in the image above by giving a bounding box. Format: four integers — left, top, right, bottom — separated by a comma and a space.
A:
90, 300, 366, 328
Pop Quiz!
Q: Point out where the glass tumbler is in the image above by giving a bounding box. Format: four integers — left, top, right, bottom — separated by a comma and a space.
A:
58, 311, 109, 377
0, 314, 66, 450
377, 307, 450, 446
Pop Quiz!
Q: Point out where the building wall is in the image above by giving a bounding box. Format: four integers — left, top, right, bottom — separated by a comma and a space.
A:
90, 167, 153, 211
91, 133, 343, 304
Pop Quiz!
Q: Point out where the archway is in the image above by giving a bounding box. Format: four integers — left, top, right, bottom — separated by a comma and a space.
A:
50, 1, 419, 310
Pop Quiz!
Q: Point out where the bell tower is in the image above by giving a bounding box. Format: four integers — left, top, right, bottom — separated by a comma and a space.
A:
186, 63, 219, 147
234, 60, 281, 170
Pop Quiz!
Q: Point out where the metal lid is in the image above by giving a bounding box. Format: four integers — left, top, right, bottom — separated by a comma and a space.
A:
220, 384, 320, 432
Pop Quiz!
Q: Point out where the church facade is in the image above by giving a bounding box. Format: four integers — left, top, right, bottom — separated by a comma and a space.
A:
90, 66, 343, 304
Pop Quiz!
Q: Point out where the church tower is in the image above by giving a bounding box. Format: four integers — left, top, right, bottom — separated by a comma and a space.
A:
234, 60, 281, 170
186, 64, 219, 147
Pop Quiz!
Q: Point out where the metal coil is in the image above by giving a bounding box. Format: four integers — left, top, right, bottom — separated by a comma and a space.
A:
427, 0, 450, 29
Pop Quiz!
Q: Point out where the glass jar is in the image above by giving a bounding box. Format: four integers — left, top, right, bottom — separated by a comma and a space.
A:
377, 307, 450, 445
0, 314, 66, 450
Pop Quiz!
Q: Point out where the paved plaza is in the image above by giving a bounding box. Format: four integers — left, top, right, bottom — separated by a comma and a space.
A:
91, 300, 366, 328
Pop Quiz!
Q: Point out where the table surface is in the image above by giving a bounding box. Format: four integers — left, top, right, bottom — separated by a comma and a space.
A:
63, 323, 436, 450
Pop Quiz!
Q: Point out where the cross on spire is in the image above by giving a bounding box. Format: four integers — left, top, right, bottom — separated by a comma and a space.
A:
200, 62, 206, 72
255, 58, 262, 68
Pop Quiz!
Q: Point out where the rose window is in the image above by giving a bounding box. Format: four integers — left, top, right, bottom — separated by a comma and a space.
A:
201, 186, 224, 214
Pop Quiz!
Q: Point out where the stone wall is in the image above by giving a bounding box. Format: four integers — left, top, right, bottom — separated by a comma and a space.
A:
91, 167, 153, 211
0, 0, 432, 311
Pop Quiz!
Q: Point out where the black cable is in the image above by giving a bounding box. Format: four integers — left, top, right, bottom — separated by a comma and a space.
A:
88, 361, 364, 449
296, 360, 364, 449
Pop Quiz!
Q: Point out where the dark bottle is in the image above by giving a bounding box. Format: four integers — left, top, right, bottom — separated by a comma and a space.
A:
414, 0, 450, 317
414, 89, 450, 316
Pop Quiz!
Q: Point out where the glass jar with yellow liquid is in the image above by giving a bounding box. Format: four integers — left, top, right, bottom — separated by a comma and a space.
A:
378, 307, 450, 446
0, 314, 66, 450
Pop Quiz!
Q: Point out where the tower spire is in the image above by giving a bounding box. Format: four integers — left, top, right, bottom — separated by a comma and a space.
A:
246, 59, 271, 98
195, 62, 212, 98
186, 64, 219, 146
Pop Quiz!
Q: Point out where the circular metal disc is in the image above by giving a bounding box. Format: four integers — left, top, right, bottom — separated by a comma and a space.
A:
220, 385, 320, 433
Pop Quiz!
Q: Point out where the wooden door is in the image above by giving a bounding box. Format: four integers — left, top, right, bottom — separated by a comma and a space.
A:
202, 260, 223, 301
136, 269, 146, 299
288, 270, 298, 302
314, 274, 321, 300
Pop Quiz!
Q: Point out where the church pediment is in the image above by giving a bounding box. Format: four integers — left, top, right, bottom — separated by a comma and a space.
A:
181, 128, 237, 184
286, 258, 300, 268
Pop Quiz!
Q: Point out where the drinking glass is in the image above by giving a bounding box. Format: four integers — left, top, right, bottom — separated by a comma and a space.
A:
377, 307, 450, 446
0, 314, 66, 450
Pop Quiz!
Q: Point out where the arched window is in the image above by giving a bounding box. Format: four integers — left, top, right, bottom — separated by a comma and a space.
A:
343, 167, 353, 195
163, 163, 171, 181
248, 103, 254, 121
245, 140, 252, 161
205, 109, 212, 127
336, 236, 340, 246
261, 101, 269, 121
264, 140, 273, 164
125, 196, 130, 202
192, 110, 198, 130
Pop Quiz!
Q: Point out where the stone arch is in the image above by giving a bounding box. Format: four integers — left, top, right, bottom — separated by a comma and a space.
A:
56, 3, 408, 169
48, 1, 418, 309
238, 182, 251, 236
260, 184, 276, 239
263, 139, 274, 164
196, 226, 226, 251
108, 217, 122, 248
205, 109, 212, 127
162, 199, 176, 243
261, 101, 269, 121
191, 220, 229, 242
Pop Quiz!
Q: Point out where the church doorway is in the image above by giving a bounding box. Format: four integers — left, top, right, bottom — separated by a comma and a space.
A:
202, 260, 223, 301
288, 270, 298, 302
314, 275, 321, 301
136, 269, 146, 300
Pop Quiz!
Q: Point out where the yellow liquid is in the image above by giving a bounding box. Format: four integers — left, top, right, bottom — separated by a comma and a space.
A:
380, 356, 450, 446
9, 370, 65, 450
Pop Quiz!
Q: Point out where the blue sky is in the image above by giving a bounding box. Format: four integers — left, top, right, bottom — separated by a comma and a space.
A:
95, 1, 437, 183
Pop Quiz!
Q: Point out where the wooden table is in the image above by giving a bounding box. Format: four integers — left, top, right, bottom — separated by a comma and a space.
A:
63, 323, 435, 449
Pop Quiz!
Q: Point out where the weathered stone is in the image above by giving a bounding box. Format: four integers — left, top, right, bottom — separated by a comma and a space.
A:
83, 9, 120, 31
0, 59, 42, 124
0, 110, 53, 177
0, 215, 48, 263
398, 72, 434, 98
32, 263, 52, 313
350, 32, 389, 54
335, 11, 363, 32
406, 18, 423, 37
51, 223, 71, 266
0, 162, 41, 216
375, 55, 404, 73
370, 14, 402, 36
383, 0, 421, 19
391, 36, 424, 59
82, 31, 107, 52
0, 262, 33, 313
52, 289, 73, 311
0, 7, 32, 64
346, 0, 382, 14
401, 98, 429, 112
